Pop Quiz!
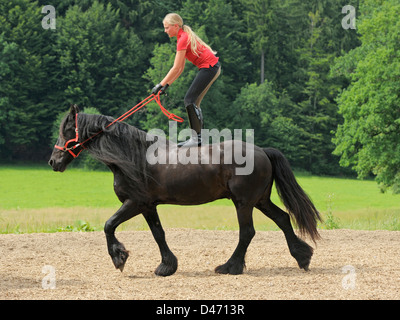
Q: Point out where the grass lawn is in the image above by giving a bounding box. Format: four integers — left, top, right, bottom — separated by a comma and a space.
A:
1, 165, 399, 233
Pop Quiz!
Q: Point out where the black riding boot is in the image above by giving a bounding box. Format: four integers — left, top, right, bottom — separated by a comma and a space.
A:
178, 103, 203, 148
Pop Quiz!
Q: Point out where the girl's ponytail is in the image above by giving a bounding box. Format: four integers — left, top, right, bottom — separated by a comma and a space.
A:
182, 24, 217, 57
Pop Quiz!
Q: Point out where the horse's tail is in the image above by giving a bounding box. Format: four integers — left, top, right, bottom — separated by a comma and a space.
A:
264, 148, 321, 242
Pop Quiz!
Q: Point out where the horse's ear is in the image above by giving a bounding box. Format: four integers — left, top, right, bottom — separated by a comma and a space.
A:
70, 104, 80, 116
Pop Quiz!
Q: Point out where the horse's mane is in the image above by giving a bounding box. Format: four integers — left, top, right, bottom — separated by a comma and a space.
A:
77, 113, 154, 199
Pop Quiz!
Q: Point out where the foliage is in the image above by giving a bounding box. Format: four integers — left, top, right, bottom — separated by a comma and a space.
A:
57, 220, 96, 232
53, 1, 146, 115
0, 0, 56, 160
332, 0, 400, 192
231, 81, 304, 166
323, 193, 340, 229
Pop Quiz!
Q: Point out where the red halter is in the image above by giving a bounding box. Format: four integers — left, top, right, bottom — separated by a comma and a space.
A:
54, 112, 84, 158
54, 92, 183, 158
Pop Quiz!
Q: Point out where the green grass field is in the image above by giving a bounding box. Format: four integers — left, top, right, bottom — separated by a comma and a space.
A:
1, 165, 399, 233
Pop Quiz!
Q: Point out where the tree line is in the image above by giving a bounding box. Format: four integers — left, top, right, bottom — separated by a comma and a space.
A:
1, 0, 399, 190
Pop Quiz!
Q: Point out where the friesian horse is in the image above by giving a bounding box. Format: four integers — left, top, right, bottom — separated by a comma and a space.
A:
48, 104, 321, 276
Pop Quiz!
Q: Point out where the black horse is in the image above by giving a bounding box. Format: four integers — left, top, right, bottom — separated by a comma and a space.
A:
48, 104, 321, 276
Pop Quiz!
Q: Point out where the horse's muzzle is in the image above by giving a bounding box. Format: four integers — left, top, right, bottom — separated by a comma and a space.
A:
48, 158, 66, 172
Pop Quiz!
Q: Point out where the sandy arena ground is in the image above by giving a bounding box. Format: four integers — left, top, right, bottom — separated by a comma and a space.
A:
0, 229, 398, 300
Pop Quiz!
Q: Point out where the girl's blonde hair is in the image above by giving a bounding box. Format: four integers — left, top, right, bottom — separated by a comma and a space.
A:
163, 13, 217, 57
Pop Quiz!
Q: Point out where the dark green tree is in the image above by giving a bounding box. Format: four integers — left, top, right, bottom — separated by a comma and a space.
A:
54, 1, 145, 116
0, 0, 56, 160
333, 0, 400, 192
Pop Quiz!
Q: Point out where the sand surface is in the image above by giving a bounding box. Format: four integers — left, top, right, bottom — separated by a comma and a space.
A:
0, 229, 399, 300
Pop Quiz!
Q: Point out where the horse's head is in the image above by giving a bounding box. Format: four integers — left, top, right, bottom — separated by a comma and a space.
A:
48, 104, 83, 172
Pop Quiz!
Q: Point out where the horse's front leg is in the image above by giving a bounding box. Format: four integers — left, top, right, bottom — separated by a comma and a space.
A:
104, 199, 141, 271
143, 207, 178, 276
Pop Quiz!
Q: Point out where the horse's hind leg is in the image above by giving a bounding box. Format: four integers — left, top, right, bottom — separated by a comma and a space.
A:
104, 199, 141, 271
215, 204, 255, 275
256, 200, 313, 271
143, 207, 178, 276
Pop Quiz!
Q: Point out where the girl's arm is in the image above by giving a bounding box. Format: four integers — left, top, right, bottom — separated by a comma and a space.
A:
160, 50, 186, 86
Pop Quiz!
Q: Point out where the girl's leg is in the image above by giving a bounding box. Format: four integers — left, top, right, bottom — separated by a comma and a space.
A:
179, 63, 221, 148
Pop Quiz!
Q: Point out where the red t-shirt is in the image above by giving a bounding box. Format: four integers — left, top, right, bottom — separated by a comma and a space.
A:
177, 28, 219, 69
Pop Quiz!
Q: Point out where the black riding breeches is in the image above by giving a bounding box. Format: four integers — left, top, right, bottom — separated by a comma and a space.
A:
184, 62, 221, 107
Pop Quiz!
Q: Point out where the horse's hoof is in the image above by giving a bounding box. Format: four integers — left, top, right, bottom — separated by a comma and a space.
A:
112, 256, 128, 272
155, 263, 176, 277
215, 261, 244, 275
290, 239, 313, 271
111, 245, 129, 272
215, 264, 229, 274
117, 264, 125, 272
155, 255, 178, 277
299, 257, 311, 271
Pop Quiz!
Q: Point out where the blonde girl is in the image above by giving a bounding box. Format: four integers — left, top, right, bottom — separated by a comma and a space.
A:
152, 13, 221, 148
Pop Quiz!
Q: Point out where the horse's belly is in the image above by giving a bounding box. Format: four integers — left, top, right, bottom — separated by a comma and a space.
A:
152, 163, 230, 205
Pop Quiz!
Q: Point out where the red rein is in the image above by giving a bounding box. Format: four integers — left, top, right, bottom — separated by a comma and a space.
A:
55, 92, 183, 158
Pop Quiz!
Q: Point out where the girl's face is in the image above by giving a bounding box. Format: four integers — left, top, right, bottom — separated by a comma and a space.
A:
163, 22, 180, 38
